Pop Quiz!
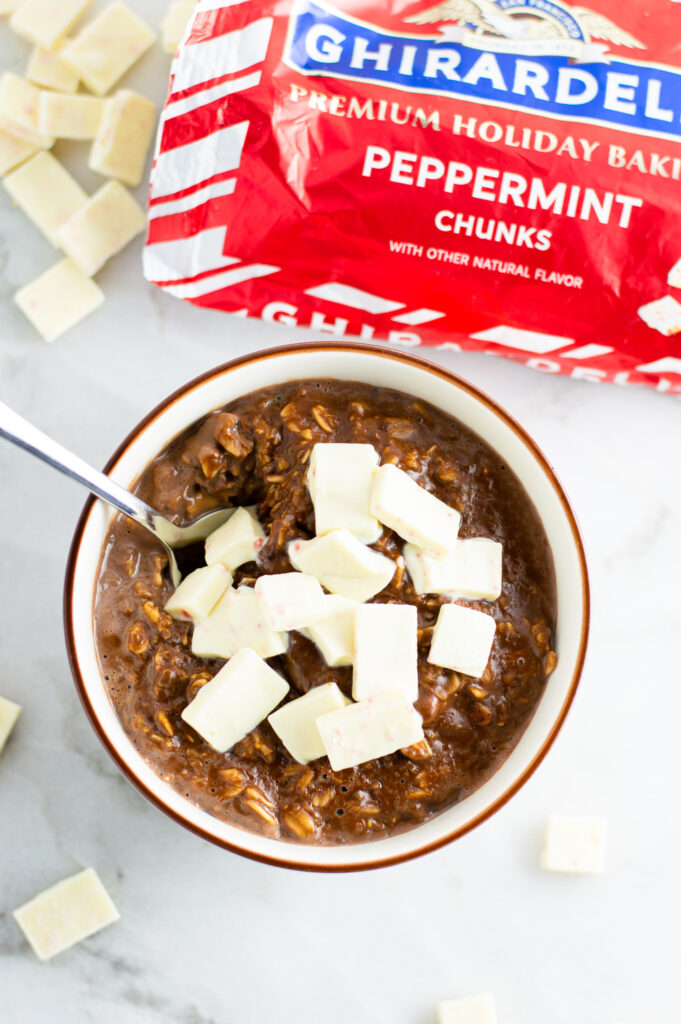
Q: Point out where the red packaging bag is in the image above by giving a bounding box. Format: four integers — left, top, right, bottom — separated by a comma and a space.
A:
144, 0, 681, 394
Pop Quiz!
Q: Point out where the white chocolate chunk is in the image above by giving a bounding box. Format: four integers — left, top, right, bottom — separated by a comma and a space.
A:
39, 92, 104, 141
57, 181, 146, 276
15, 258, 104, 342
307, 443, 381, 543
668, 258, 681, 289
254, 572, 326, 632
288, 529, 395, 603
540, 814, 606, 874
0, 696, 21, 754
637, 295, 681, 336
164, 564, 232, 622
26, 47, 79, 94
4, 152, 87, 248
191, 585, 288, 661
89, 89, 156, 188
161, 0, 195, 54
182, 647, 289, 753
13, 868, 119, 961
352, 603, 418, 702
428, 603, 496, 678
371, 463, 461, 558
317, 692, 423, 772
0, 1, 24, 15
300, 594, 357, 667
268, 683, 350, 764
205, 506, 265, 572
404, 539, 503, 601
0, 73, 53, 148
10, 0, 94, 51
0, 127, 38, 175
61, 3, 156, 97
437, 994, 498, 1024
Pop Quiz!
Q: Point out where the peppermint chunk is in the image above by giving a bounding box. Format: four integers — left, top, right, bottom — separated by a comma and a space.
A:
61, 3, 156, 96
300, 594, 357, 667
0, 73, 53, 148
14, 868, 119, 961
404, 538, 502, 601
3, 152, 87, 248
307, 442, 381, 543
268, 682, 350, 764
428, 603, 496, 678
288, 529, 395, 603
352, 603, 418, 701
15, 259, 104, 342
89, 89, 156, 188
637, 295, 681, 336
205, 506, 265, 571
26, 47, 79, 94
182, 648, 289, 753
38, 92, 104, 141
371, 463, 461, 558
10, 0, 94, 51
191, 585, 288, 661
164, 564, 232, 622
437, 995, 498, 1024
540, 815, 606, 874
0, 127, 38, 176
161, 0, 195, 54
317, 692, 423, 772
255, 572, 326, 632
57, 181, 146, 276
0, 696, 21, 755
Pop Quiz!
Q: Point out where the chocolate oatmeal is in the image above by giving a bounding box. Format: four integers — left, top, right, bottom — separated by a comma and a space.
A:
94, 379, 557, 844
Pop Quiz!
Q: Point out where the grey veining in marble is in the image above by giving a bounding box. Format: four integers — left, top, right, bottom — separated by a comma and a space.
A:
1, 3, 680, 1022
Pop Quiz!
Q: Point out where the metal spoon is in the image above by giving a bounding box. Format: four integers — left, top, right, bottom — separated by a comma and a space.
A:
0, 399, 233, 588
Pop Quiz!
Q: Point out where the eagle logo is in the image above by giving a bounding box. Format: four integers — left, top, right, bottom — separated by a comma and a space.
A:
405, 0, 645, 49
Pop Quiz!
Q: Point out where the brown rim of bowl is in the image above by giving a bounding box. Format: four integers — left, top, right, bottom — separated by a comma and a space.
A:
64, 341, 590, 873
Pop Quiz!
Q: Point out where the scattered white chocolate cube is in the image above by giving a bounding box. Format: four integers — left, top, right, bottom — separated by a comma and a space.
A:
89, 89, 156, 188
668, 258, 681, 290
317, 692, 424, 772
15, 258, 104, 342
300, 594, 357, 667
57, 181, 146, 276
161, 0, 195, 54
191, 585, 288, 661
0, 126, 38, 176
437, 994, 498, 1024
26, 47, 79, 94
428, 603, 496, 678
61, 3, 157, 96
371, 463, 461, 558
637, 295, 681, 336
352, 603, 418, 702
10, 0, 94, 51
205, 506, 265, 572
254, 572, 326, 632
0, 696, 21, 754
39, 92, 104, 141
404, 539, 502, 601
164, 564, 232, 622
0, 1, 24, 15
540, 814, 606, 874
182, 647, 289, 753
307, 442, 381, 544
288, 529, 395, 603
13, 868, 119, 961
0, 73, 53, 148
268, 682, 350, 764
4, 152, 87, 248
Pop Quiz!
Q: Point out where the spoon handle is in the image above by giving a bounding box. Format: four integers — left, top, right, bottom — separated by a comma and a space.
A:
0, 398, 160, 533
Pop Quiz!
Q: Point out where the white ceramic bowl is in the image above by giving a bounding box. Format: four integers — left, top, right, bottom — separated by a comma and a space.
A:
65, 343, 589, 872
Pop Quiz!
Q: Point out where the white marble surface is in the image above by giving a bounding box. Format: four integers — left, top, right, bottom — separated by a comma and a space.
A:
1, 4, 680, 1022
